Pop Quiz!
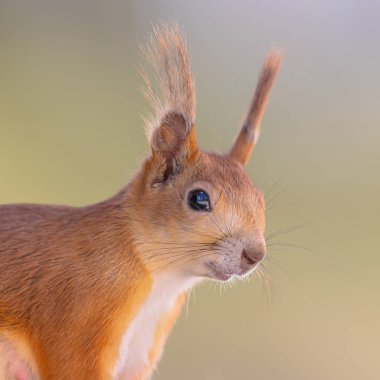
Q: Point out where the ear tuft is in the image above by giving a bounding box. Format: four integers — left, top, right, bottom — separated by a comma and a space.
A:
229, 49, 283, 165
141, 22, 196, 144
141, 23, 198, 185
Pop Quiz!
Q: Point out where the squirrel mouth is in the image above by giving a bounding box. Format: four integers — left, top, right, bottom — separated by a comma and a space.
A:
206, 263, 235, 282
206, 261, 260, 282
212, 271, 234, 282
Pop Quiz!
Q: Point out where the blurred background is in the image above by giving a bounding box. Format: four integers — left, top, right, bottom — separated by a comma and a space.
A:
0, 0, 379, 379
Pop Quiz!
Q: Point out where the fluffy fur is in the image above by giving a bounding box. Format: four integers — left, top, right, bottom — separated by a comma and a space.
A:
141, 23, 196, 142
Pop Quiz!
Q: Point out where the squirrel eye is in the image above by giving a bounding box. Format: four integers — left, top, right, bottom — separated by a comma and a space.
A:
188, 190, 211, 211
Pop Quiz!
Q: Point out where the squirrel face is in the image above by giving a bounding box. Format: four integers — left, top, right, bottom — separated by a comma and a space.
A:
134, 146, 266, 281
130, 24, 281, 282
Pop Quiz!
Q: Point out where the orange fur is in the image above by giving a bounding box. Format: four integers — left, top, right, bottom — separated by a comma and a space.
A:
0, 191, 153, 379
229, 50, 283, 165
0, 23, 281, 379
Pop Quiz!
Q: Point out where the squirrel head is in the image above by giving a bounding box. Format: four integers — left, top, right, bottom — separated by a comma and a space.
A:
130, 24, 282, 282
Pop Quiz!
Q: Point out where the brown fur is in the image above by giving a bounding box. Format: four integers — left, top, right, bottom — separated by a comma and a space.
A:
0, 23, 281, 379
0, 193, 152, 378
229, 50, 283, 165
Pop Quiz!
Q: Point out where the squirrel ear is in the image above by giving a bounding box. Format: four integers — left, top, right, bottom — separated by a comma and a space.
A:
141, 23, 197, 184
229, 50, 283, 165
150, 112, 198, 183
151, 112, 193, 155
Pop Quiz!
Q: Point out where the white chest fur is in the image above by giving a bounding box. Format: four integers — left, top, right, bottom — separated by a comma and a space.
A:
112, 273, 196, 380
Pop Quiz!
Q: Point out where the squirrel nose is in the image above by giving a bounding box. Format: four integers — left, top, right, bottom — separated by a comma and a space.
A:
241, 241, 266, 266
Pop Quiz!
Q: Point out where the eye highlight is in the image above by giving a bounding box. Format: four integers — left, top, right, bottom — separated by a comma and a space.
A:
188, 190, 211, 211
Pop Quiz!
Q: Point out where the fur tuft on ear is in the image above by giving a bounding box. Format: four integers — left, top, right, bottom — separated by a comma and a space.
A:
141, 22, 196, 144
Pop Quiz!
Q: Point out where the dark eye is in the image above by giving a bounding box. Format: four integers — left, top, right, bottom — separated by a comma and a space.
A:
188, 189, 211, 211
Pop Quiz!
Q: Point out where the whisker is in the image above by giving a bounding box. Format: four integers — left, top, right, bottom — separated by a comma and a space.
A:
131, 215, 223, 242
140, 240, 216, 247
265, 185, 301, 207
185, 287, 193, 319
262, 263, 280, 298
179, 226, 224, 241
214, 181, 225, 209
266, 202, 297, 212
144, 248, 214, 266
263, 169, 296, 199
264, 256, 292, 278
141, 243, 216, 255
267, 242, 314, 254
151, 250, 221, 274
255, 267, 270, 307
209, 214, 229, 240
265, 220, 312, 242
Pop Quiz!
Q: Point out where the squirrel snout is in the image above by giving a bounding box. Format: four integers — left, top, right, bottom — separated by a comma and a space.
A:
241, 241, 266, 266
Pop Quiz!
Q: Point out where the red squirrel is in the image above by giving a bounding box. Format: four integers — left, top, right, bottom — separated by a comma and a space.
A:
0, 23, 282, 380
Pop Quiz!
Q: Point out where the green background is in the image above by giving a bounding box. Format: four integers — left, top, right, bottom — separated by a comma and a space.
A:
1, 1, 379, 379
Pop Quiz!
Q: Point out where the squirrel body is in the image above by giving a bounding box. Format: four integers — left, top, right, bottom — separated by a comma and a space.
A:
0, 24, 282, 379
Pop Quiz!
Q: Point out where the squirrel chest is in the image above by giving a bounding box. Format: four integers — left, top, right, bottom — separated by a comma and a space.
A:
112, 273, 196, 380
